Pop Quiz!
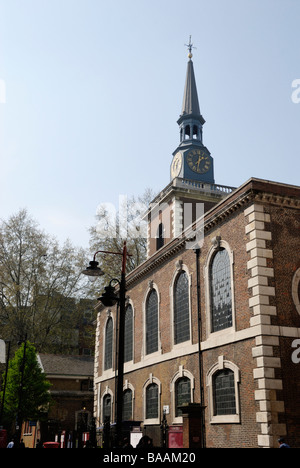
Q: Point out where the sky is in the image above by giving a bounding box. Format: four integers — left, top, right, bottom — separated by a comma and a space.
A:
0, 0, 299, 248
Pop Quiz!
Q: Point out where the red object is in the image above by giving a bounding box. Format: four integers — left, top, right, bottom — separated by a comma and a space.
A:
168, 426, 183, 448
43, 441, 60, 448
0, 429, 7, 448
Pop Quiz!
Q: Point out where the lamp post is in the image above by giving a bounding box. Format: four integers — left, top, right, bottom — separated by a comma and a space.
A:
82, 241, 130, 447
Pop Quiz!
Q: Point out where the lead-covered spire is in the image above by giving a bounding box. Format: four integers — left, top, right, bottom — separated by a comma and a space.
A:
177, 37, 205, 144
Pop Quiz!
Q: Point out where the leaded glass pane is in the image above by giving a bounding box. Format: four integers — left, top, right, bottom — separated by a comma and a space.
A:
210, 249, 232, 332
213, 369, 236, 415
103, 394, 111, 421
146, 290, 158, 355
104, 317, 113, 370
123, 389, 133, 420
146, 383, 158, 419
174, 272, 190, 344
156, 223, 164, 250
124, 305, 133, 362
175, 377, 191, 417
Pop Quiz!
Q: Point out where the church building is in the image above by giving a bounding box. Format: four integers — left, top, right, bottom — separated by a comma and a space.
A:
93, 43, 300, 449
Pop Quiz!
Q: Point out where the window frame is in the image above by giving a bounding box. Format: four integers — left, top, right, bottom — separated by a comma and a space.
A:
170, 367, 194, 424
104, 316, 114, 371
124, 303, 134, 363
123, 381, 135, 421
292, 268, 300, 315
142, 283, 162, 360
143, 374, 161, 425
170, 264, 192, 349
101, 387, 114, 425
204, 240, 236, 339
206, 358, 240, 424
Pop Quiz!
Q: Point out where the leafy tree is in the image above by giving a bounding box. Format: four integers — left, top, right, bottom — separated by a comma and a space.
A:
1, 341, 51, 426
0, 209, 93, 350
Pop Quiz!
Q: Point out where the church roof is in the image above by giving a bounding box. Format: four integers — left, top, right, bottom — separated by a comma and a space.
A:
39, 354, 94, 378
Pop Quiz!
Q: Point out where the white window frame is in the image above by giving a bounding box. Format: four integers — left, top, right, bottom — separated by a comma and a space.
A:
206, 357, 240, 424
143, 374, 161, 425
100, 386, 114, 425
292, 268, 300, 315
142, 282, 162, 361
170, 262, 193, 349
204, 239, 236, 339
170, 366, 194, 424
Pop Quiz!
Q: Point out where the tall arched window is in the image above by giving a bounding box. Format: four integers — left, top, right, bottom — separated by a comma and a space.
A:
104, 317, 113, 370
174, 271, 190, 344
156, 222, 164, 251
213, 369, 236, 416
146, 289, 158, 355
210, 248, 232, 333
103, 393, 112, 423
124, 305, 133, 362
123, 389, 133, 421
175, 377, 191, 417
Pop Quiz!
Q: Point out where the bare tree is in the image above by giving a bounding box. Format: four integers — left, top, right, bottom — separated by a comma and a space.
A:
89, 188, 155, 285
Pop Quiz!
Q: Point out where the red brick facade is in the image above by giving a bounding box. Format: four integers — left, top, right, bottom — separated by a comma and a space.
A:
94, 178, 300, 448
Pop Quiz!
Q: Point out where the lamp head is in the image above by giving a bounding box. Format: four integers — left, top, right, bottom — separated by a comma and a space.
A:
82, 260, 104, 282
98, 284, 119, 307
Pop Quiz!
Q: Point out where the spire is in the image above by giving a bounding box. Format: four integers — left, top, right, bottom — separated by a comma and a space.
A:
181, 59, 201, 116
177, 37, 205, 143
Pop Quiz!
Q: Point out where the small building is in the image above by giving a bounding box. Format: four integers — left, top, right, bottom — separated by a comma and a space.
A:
21, 354, 94, 448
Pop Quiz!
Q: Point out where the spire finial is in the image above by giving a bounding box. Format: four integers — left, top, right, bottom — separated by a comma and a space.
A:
185, 35, 196, 59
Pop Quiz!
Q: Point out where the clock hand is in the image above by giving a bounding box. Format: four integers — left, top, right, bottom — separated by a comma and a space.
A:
196, 155, 202, 170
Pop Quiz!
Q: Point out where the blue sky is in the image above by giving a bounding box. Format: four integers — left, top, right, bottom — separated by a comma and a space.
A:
0, 0, 299, 247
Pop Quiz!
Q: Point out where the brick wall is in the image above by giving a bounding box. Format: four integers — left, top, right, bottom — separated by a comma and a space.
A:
93, 180, 300, 448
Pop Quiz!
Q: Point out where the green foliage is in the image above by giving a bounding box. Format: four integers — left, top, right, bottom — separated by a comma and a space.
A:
1, 341, 51, 424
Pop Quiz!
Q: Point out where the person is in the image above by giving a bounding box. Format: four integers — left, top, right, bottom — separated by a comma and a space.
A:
278, 437, 290, 448
7, 439, 14, 448
19, 438, 25, 448
122, 436, 133, 449
136, 435, 153, 449
36, 438, 43, 448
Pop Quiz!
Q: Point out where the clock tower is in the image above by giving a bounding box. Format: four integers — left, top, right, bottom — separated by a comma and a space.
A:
170, 41, 215, 184
144, 38, 235, 258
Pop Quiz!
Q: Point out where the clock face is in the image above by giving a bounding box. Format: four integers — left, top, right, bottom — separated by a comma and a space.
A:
171, 152, 182, 179
187, 148, 211, 174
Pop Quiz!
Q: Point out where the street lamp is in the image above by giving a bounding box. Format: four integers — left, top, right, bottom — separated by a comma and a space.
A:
82, 241, 131, 447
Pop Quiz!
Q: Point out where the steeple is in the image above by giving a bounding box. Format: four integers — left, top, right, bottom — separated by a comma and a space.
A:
181, 58, 201, 117
170, 38, 215, 184
177, 37, 205, 146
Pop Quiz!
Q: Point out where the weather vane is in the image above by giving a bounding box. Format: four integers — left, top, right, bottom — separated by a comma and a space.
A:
185, 35, 196, 59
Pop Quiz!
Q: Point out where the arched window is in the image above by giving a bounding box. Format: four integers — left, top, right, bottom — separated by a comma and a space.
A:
146, 383, 159, 420
104, 317, 113, 370
175, 377, 191, 417
207, 359, 240, 424
156, 222, 164, 250
292, 268, 300, 315
210, 248, 232, 332
146, 290, 158, 355
103, 393, 112, 423
124, 305, 133, 362
174, 271, 190, 344
123, 389, 133, 421
213, 369, 236, 416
